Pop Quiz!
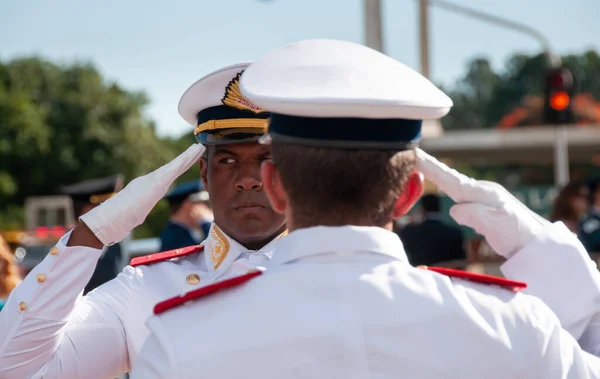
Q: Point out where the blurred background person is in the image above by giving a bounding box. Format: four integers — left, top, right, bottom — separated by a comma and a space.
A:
159, 180, 213, 251
579, 178, 600, 254
399, 193, 466, 267
550, 180, 590, 233
0, 235, 21, 312
61, 174, 125, 294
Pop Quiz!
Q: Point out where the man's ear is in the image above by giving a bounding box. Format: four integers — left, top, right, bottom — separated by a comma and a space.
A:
199, 156, 208, 189
260, 160, 287, 214
392, 171, 424, 219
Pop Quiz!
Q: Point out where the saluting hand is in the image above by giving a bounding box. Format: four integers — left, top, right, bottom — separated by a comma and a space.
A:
415, 148, 549, 259
76, 144, 206, 247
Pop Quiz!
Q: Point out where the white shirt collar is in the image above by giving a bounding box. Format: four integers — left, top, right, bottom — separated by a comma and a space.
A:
203, 224, 287, 279
270, 225, 408, 266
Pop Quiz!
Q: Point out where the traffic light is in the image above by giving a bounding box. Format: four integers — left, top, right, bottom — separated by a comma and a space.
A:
543, 66, 575, 124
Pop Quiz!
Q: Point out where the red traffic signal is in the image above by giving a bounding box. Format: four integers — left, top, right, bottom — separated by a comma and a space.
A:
543, 66, 575, 124
549, 91, 570, 111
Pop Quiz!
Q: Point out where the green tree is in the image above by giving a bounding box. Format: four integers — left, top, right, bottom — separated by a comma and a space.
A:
0, 56, 194, 238
0, 57, 176, 207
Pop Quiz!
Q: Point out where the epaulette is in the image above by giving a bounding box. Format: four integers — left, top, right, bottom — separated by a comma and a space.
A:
129, 244, 205, 267
153, 269, 263, 315
418, 266, 527, 292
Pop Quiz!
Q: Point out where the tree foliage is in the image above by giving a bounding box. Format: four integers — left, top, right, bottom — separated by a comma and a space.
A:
0, 57, 196, 237
0, 57, 178, 204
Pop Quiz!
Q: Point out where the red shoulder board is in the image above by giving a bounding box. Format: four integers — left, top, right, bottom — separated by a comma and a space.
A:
419, 266, 527, 292
153, 270, 262, 315
129, 245, 204, 267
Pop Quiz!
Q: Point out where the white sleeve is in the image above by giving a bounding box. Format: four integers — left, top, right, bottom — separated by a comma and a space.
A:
501, 221, 600, 345
527, 296, 600, 378
0, 230, 133, 379
130, 316, 176, 379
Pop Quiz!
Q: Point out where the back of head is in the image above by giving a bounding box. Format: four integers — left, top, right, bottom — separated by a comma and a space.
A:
271, 144, 415, 227
420, 193, 441, 213
240, 39, 452, 229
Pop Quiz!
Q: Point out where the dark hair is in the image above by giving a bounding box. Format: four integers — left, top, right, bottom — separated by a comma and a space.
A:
271, 142, 415, 228
550, 181, 587, 223
168, 198, 186, 215
420, 194, 441, 213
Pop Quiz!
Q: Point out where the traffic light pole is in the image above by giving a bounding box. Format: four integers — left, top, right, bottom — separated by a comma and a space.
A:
554, 126, 570, 187
364, 0, 385, 53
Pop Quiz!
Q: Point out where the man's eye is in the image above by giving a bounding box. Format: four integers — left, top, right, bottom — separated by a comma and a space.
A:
219, 158, 237, 164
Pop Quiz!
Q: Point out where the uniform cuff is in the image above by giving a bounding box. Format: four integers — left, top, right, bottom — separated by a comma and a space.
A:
9, 230, 103, 321
501, 221, 600, 335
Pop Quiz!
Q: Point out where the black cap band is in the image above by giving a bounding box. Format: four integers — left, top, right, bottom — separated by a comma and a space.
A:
266, 113, 422, 150
195, 105, 270, 145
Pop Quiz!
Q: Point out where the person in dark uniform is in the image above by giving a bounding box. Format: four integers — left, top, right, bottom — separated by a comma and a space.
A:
398, 193, 466, 266
579, 177, 600, 254
159, 180, 213, 251
61, 174, 125, 294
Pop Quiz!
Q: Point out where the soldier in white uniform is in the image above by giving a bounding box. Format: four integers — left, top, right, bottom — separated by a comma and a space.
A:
0, 63, 287, 379
132, 39, 600, 378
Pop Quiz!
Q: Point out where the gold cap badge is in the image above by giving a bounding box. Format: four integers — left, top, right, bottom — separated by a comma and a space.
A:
221, 72, 266, 114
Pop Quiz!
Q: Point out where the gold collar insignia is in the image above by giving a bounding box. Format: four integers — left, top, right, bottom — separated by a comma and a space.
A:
208, 225, 231, 270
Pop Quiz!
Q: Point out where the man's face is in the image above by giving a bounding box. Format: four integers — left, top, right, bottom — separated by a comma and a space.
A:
200, 142, 286, 245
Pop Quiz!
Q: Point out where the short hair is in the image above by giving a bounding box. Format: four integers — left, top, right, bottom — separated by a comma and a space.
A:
271, 142, 416, 227
420, 194, 441, 213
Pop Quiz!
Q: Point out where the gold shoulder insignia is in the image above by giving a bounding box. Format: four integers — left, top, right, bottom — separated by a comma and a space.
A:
221, 71, 266, 114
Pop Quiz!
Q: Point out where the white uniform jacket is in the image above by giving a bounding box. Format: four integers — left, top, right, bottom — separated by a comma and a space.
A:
0, 224, 285, 379
132, 225, 600, 379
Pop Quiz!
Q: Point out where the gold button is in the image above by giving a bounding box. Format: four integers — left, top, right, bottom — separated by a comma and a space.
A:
186, 273, 201, 285
18, 302, 27, 311
49, 247, 59, 256
36, 274, 47, 283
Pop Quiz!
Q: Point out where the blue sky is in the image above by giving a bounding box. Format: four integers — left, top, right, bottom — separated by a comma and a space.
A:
1, 0, 598, 137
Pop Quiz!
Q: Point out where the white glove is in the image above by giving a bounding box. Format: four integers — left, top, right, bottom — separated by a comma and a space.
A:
80, 144, 206, 246
415, 148, 549, 259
